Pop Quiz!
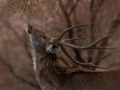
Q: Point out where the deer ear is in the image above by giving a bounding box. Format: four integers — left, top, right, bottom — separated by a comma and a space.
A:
46, 45, 61, 53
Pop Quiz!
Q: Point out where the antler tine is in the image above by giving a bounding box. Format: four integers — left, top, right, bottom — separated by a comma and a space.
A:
55, 24, 87, 41
83, 35, 114, 49
55, 35, 115, 50
60, 45, 111, 69
63, 37, 86, 42
92, 53, 112, 64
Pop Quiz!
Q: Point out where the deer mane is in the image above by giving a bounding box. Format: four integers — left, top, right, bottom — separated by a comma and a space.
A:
32, 50, 68, 75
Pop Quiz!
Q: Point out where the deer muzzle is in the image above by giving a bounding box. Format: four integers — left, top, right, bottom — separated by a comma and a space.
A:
26, 24, 33, 34
46, 44, 61, 53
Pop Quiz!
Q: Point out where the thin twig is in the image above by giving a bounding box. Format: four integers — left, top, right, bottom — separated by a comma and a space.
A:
68, 0, 81, 17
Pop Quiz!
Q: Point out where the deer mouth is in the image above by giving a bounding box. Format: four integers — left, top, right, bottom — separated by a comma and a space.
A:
46, 44, 61, 53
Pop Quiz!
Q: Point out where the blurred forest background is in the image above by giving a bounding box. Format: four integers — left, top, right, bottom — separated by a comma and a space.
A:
0, 0, 120, 90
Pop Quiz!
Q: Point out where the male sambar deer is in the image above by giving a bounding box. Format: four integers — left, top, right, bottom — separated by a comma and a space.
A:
26, 24, 120, 90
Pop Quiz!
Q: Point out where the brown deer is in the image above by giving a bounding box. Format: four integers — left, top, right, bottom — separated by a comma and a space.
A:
26, 24, 120, 90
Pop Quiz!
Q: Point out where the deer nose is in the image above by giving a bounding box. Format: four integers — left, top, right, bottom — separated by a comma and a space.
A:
27, 24, 31, 27
26, 24, 32, 34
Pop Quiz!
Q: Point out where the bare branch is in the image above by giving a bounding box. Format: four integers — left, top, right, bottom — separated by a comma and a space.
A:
108, 14, 120, 34
59, 0, 85, 63
59, 0, 67, 16
68, 0, 81, 17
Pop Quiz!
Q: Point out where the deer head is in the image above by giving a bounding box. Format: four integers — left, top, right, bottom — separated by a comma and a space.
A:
26, 24, 61, 54
26, 24, 115, 69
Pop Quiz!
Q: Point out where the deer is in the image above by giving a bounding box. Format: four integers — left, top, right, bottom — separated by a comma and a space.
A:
26, 24, 120, 90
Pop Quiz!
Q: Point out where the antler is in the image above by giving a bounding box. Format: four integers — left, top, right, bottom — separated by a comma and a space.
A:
52, 25, 115, 69
54, 25, 115, 50
56, 35, 116, 50
55, 24, 87, 40
60, 45, 112, 69
63, 37, 86, 42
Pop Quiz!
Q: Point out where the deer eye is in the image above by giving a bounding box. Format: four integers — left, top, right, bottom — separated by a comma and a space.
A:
43, 36, 46, 39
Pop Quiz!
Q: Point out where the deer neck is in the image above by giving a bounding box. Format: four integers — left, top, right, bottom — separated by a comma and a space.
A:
33, 50, 65, 90
33, 49, 59, 72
